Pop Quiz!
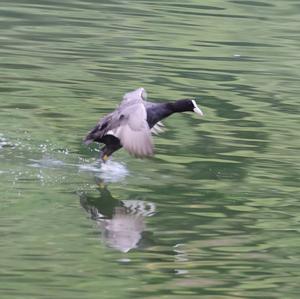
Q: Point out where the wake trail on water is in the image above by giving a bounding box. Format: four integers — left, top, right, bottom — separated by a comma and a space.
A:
1, 134, 129, 184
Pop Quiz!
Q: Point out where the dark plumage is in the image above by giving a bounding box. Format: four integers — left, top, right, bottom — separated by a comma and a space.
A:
84, 88, 203, 161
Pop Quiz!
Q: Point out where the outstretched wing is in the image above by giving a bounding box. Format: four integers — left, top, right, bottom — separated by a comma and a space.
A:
84, 88, 157, 158
116, 103, 153, 158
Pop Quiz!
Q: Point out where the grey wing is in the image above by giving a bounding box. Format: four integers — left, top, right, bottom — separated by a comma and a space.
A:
84, 89, 143, 144
121, 87, 147, 105
115, 103, 154, 157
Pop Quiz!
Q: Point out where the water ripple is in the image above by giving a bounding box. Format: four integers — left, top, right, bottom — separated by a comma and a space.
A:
0, 0, 300, 298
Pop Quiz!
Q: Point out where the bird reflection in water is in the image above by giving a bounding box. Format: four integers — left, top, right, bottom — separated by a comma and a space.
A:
79, 179, 155, 253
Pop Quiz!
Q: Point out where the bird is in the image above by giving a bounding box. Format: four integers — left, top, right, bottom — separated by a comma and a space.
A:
84, 87, 203, 161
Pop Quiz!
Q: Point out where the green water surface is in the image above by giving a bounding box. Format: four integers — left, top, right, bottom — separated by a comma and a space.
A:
0, 0, 300, 298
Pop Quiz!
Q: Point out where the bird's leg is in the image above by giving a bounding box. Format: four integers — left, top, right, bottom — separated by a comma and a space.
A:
99, 146, 110, 163
102, 154, 109, 162
98, 136, 122, 162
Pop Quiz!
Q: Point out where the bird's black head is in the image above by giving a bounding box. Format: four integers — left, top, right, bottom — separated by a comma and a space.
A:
171, 99, 203, 115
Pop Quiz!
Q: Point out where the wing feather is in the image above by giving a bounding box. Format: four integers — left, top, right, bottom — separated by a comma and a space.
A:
115, 103, 153, 157
85, 88, 157, 158
151, 122, 165, 135
84, 113, 114, 144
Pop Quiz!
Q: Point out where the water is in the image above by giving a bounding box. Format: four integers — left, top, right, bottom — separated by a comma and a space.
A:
1, 0, 300, 298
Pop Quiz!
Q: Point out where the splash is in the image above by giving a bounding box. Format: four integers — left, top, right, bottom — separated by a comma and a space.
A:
79, 159, 129, 183
0, 135, 15, 149
29, 156, 65, 169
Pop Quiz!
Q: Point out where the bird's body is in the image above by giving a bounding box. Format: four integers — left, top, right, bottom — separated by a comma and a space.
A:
84, 88, 203, 161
